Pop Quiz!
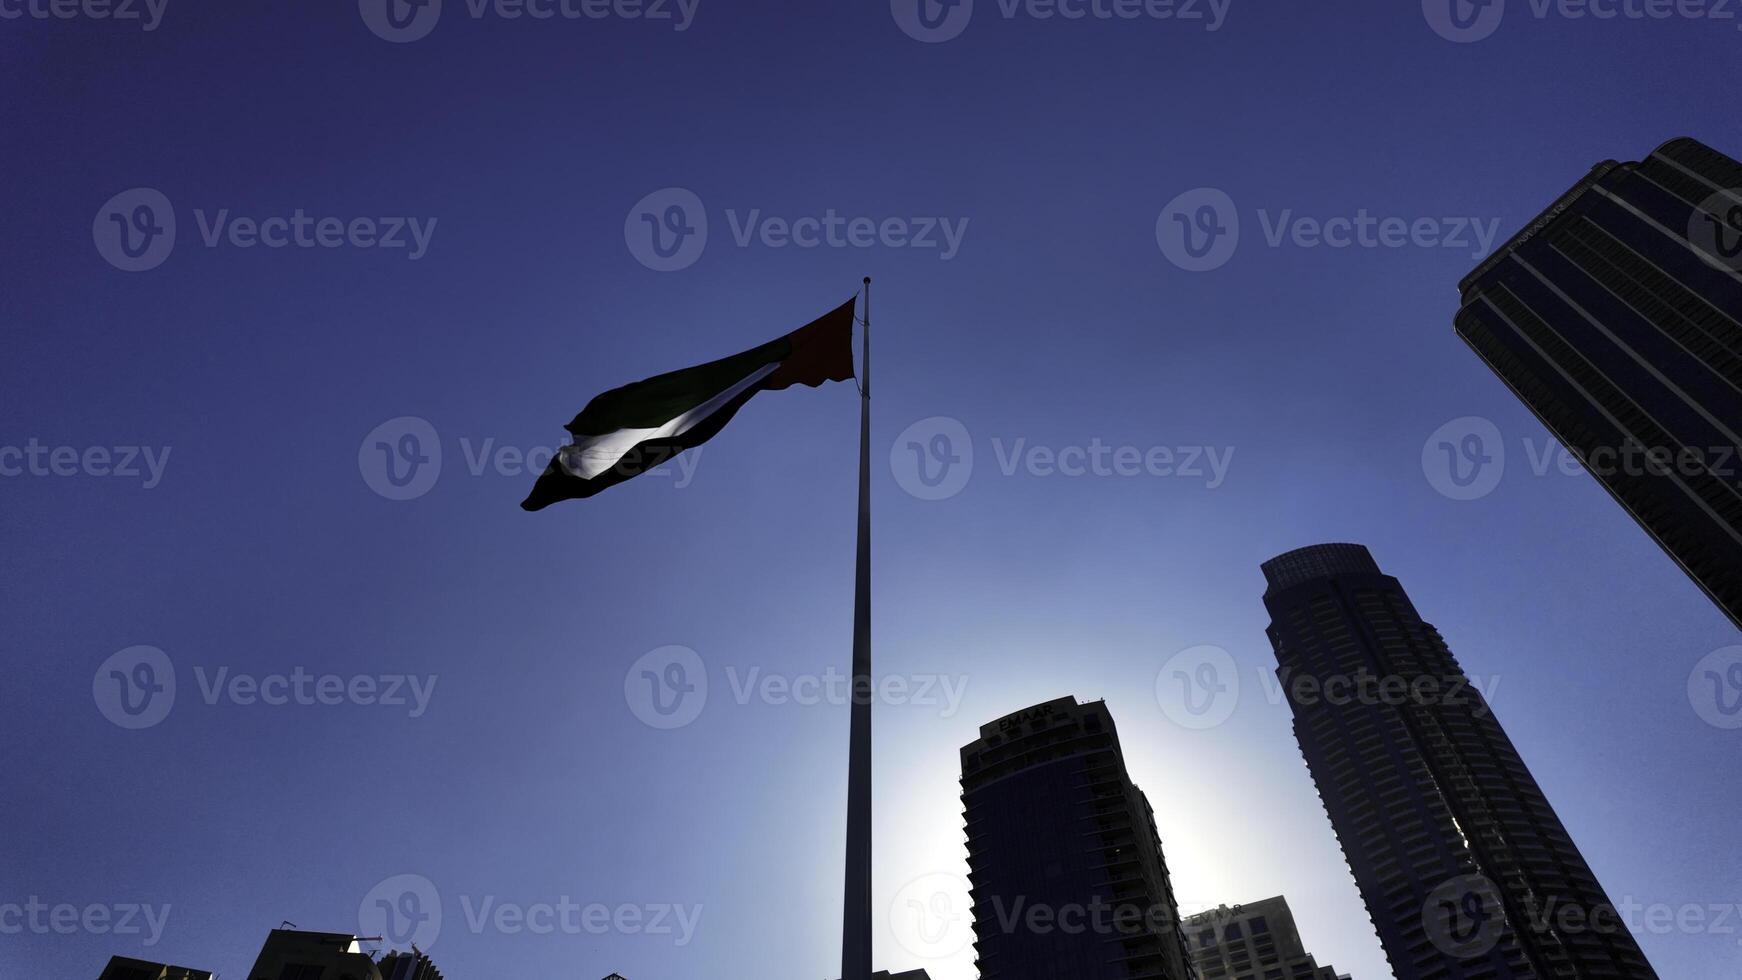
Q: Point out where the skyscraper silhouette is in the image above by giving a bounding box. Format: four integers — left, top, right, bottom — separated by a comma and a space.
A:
1455, 136, 1742, 629
1261, 543, 1658, 980
959, 696, 1194, 979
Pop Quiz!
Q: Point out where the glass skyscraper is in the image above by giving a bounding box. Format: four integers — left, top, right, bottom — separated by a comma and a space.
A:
1455, 136, 1742, 629
1262, 543, 1658, 980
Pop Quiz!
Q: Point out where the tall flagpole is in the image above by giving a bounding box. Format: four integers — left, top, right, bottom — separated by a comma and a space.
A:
841, 276, 873, 980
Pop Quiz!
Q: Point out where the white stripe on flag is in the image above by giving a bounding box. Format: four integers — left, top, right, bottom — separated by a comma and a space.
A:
558, 362, 780, 481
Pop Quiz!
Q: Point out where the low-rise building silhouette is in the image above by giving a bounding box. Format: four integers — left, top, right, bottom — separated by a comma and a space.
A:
238, 928, 445, 980
96, 955, 213, 980
1184, 896, 1349, 980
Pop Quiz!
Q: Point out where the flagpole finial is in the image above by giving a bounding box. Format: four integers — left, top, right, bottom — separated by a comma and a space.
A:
863, 276, 871, 284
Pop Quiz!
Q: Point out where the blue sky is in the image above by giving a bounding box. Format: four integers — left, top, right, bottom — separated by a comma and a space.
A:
2, 2, 1739, 978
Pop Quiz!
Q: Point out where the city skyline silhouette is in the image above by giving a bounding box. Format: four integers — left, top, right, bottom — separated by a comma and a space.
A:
5, 3, 1740, 979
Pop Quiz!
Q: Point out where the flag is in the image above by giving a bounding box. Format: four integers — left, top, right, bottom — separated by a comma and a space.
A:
520, 296, 857, 510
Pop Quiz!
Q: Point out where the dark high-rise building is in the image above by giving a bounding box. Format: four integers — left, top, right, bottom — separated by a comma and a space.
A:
379, 949, 444, 980
96, 956, 213, 980
1455, 136, 1742, 630
244, 928, 443, 980
1262, 543, 1658, 980
1183, 896, 1349, 980
245, 929, 382, 980
960, 696, 1194, 980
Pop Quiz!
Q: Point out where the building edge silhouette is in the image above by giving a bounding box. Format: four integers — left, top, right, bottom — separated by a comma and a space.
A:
960, 696, 1195, 979
1455, 136, 1742, 630
1183, 895, 1351, 980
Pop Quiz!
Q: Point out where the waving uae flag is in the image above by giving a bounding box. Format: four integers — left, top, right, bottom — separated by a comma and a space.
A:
520, 296, 858, 510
